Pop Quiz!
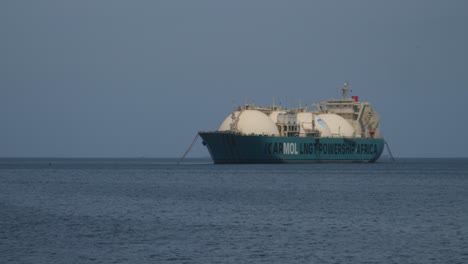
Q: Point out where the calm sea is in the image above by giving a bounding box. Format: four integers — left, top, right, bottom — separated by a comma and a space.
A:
1, 158, 467, 263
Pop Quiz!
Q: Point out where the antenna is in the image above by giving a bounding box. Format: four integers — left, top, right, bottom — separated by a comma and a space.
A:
341, 80, 352, 99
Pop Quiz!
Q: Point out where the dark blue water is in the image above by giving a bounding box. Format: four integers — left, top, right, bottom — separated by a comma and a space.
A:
1, 158, 467, 263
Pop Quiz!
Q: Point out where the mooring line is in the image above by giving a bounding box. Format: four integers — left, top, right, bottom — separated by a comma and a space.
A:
177, 134, 200, 165
385, 141, 396, 162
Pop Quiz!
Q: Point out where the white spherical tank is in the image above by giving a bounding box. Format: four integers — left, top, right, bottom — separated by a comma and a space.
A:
268, 111, 285, 123
314, 115, 332, 137
296, 112, 332, 137
317, 114, 355, 137
296, 112, 313, 136
218, 111, 239, 131
219, 110, 280, 136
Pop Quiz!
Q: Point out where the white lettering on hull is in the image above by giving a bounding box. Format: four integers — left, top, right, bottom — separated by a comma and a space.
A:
283, 143, 299, 155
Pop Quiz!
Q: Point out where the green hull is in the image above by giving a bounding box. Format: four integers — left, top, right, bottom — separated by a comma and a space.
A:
199, 132, 385, 164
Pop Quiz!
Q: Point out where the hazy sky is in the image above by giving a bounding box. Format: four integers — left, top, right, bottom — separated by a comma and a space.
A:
2, 1, 468, 158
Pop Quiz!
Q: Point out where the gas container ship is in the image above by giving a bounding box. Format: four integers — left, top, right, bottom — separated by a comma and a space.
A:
199, 81, 384, 164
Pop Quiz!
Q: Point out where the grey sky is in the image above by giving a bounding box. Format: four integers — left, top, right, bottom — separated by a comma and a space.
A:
2, 1, 467, 158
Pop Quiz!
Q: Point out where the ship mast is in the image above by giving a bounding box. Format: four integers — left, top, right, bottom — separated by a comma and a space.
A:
340, 80, 352, 99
